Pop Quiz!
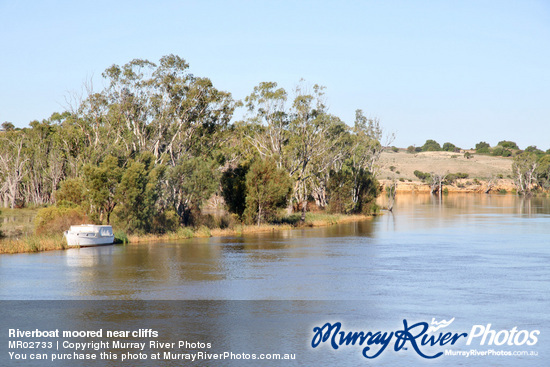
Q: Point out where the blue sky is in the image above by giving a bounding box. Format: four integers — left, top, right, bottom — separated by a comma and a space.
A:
1, 0, 549, 150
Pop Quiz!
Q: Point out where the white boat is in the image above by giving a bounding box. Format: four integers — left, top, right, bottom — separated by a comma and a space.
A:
64, 225, 115, 247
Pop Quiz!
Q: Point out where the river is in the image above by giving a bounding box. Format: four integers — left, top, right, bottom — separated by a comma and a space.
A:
1, 194, 549, 366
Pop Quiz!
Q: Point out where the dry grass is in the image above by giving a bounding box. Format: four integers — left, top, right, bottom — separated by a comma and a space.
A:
0, 234, 67, 254
379, 150, 512, 180
0, 212, 375, 253
128, 213, 374, 244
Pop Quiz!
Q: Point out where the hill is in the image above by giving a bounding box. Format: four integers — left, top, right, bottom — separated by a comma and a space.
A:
377, 150, 515, 193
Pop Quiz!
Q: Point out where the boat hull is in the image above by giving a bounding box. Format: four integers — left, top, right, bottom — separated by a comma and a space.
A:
64, 225, 115, 247
65, 233, 115, 247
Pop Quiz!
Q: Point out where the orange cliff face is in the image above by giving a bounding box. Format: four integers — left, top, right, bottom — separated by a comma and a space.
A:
378, 179, 517, 194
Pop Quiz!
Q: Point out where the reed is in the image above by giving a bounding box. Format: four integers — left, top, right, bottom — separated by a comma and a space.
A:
0, 234, 66, 254
0, 212, 375, 252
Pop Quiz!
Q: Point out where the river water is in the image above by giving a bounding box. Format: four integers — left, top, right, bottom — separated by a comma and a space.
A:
1, 194, 549, 366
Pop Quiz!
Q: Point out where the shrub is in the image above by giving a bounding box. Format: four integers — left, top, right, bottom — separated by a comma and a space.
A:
391, 146, 399, 152
407, 145, 415, 153
475, 141, 491, 154
498, 140, 519, 150
221, 164, 249, 220
442, 142, 458, 152
414, 170, 430, 182
421, 139, 441, 152
114, 230, 129, 244
34, 205, 87, 236
55, 178, 85, 205
492, 146, 512, 157
327, 168, 379, 214
389, 166, 396, 172
244, 159, 293, 225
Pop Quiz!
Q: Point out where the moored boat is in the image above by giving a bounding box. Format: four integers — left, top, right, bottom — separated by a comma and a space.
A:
64, 225, 115, 247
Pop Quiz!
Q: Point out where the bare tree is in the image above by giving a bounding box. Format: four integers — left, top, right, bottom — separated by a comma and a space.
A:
513, 152, 538, 195
0, 134, 28, 208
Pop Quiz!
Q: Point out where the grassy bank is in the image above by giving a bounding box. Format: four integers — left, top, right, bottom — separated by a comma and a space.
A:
127, 212, 374, 244
0, 234, 67, 254
0, 212, 374, 253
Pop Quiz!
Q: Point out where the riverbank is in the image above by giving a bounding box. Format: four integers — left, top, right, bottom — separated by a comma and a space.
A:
0, 212, 375, 254
127, 213, 374, 244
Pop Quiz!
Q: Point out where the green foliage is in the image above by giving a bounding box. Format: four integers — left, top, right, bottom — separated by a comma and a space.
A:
114, 153, 164, 234
445, 172, 469, 184
243, 159, 293, 225
442, 142, 458, 152
327, 167, 379, 214
464, 152, 473, 159
220, 164, 249, 220
536, 155, 550, 190
113, 230, 129, 244
512, 152, 538, 195
83, 155, 123, 224
55, 178, 85, 206
475, 141, 491, 154
421, 139, 441, 152
391, 146, 399, 152
34, 206, 87, 236
414, 170, 431, 182
407, 145, 415, 153
525, 145, 544, 155
491, 146, 512, 157
498, 140, 519, 150
167, 157, 220, 226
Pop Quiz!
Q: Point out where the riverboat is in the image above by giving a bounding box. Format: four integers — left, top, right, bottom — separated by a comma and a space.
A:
64, 225, 115, 247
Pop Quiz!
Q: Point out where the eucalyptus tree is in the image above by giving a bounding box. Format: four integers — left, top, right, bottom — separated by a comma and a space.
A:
82, 155, 123, 224
244, 82, 289, 169
151, 55, 236, 164
513, 152, 538, 195
102, 58, 157, 156
0, 130, 28, 208
287, 83, 333, 220
308, 115, 348, 208
244, 159, 292, 226
165, 156, 220, 225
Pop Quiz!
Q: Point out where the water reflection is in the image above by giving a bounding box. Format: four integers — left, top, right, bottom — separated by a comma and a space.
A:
0, 194, 548, 302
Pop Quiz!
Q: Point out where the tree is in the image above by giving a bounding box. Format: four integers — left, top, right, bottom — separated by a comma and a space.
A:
244, 82, 289, 169
165, 156, 219, 225
0, 131, 28, 208
244, 159, 292, 226
430, 172, 447, 197
512, 152, 538, 195
442, 142, 458, 152
1, 122, 15, 131
115, 153, 164, 233
475, 141, 491, 154
327, 166, 379, 214
55, 178, 85, 205
220, 164, 249, 220
83, 155, 123, 223
498, 140, 519, 150
287, 82, 332, 221
535, 155, 550, 190
421, 139, 441, 151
